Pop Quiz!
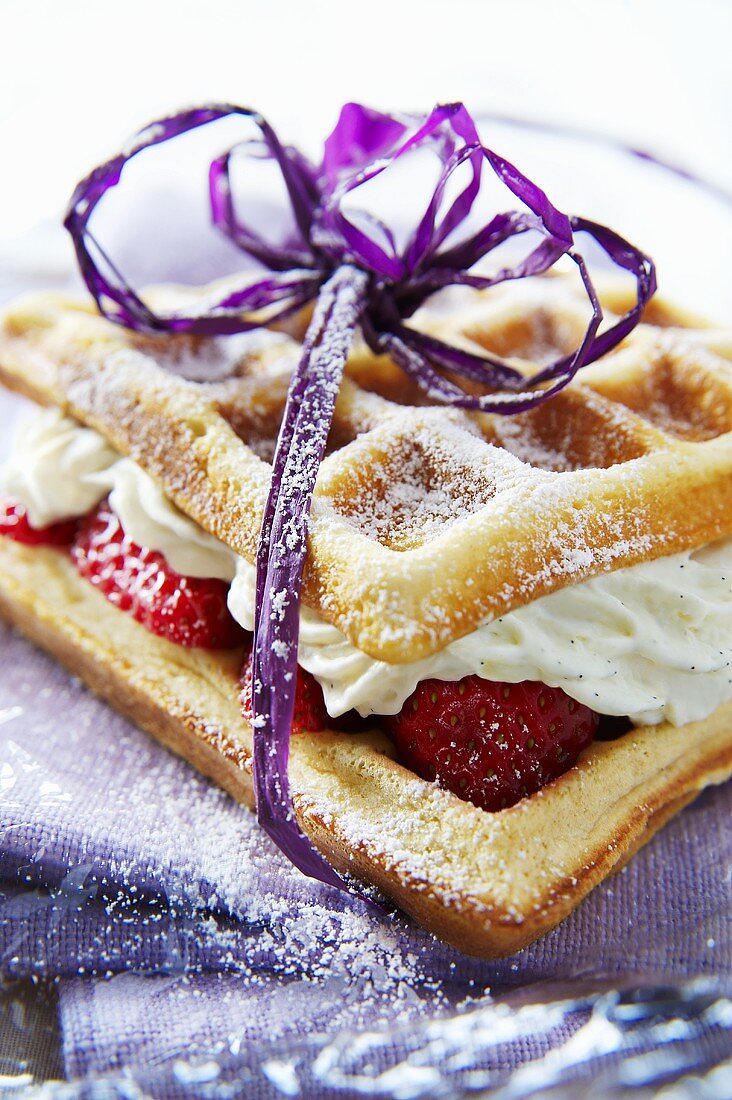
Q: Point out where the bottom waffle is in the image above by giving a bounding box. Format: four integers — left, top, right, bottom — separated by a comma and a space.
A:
1, 535, 731, 959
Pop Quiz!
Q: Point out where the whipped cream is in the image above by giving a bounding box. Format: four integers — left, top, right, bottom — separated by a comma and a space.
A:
2, 407, 235, 581
1, 407, 117, 526
106, 459, 235, 581
4, 406, 731, 728
228, 544, 732, 728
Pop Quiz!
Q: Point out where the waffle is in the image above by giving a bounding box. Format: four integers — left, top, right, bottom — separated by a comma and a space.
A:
0, 277, 730, 664
0, 275, 731, 958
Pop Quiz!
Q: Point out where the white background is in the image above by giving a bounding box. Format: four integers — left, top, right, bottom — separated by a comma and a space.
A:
1, 0, 730, 313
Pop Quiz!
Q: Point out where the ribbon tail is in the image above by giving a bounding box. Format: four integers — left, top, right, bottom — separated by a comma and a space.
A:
251, 265, 370, 890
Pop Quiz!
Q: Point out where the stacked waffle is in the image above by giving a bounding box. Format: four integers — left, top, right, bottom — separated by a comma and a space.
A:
0, 275, 730, 956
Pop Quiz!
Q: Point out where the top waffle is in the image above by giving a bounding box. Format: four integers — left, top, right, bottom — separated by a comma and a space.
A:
0, 275, 730, 663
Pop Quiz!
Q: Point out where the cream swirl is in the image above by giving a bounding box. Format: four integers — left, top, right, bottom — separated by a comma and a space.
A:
1, 407, 117, 526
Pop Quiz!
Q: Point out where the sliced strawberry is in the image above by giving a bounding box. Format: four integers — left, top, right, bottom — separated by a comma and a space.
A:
72, 499, 244, 649
0, 497, 78, 547
240, 648, 329, 733
386, 676, 598, 812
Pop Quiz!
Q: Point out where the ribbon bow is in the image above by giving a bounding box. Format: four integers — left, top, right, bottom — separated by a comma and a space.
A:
65, 102, 656, 893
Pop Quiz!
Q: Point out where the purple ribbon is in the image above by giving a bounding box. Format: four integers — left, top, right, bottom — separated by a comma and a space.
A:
65, 101, 656, 893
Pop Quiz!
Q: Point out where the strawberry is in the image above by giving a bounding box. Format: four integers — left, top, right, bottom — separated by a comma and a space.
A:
0, 496, 78, 547
72, 499, 244, 649
386, 676, 598, 812
240, 648, 329, 733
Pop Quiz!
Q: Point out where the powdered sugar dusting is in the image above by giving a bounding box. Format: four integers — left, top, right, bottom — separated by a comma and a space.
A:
328, 417, 529, 550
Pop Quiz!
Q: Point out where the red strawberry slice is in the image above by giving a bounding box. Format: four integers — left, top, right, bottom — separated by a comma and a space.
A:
386, 676, 598, 812
72, 499, 244, 649
240, 648, 329, 734
0, 497, 78, 547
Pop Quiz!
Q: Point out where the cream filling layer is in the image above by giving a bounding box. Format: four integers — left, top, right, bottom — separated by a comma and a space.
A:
227, 548, 732, 727
3, 407, 731, 727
